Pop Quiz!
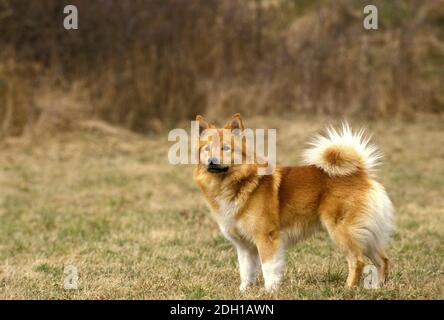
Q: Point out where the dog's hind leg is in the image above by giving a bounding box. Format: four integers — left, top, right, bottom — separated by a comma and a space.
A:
345, 251, 365, 287
368, 250, 389, 286
320, 211, 366, 288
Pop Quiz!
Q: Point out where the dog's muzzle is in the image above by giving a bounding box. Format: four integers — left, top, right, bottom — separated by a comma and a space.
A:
206, 157, 229, 173
207, 164, 229, 173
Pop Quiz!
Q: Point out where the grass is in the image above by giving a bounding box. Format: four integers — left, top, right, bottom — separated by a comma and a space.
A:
0, 115, 443, 299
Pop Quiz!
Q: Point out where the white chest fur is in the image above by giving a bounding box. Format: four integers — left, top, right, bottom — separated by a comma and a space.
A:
216, 198, 240, 243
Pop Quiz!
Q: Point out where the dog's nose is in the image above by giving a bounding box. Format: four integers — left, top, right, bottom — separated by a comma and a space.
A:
207, 157, 220, 165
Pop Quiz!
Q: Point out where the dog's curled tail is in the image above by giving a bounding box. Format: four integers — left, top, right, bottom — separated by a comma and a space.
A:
302, 123, 382, 177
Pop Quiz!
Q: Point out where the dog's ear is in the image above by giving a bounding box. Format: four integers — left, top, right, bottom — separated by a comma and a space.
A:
224, 113, 244, 133
196, 115, 213, 135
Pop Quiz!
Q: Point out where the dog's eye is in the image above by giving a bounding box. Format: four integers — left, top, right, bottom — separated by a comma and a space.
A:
222, 144, 230, 152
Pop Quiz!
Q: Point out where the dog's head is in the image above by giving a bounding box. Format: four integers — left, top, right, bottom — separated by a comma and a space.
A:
195, 113, 255, 176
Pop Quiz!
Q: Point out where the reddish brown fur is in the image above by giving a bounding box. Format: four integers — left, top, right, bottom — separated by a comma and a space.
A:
193, 114, 390, 289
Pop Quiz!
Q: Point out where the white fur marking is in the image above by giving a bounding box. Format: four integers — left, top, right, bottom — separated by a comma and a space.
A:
236, 245, 260, 292
303, 122, 382, 176
215, 197, 260, 292
261, 246, 285, 292
216, 198, 239, 242
353, 180, 395, 255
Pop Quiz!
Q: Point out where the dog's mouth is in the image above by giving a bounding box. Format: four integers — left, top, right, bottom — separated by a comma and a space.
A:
207, 164, 229, 173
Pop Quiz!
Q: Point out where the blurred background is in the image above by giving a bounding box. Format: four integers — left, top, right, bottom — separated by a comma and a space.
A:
1, 1, 444, 299
1, 0, 443, 139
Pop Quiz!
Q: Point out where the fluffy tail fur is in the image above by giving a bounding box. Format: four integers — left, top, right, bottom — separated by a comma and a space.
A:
302, 123, 382, 177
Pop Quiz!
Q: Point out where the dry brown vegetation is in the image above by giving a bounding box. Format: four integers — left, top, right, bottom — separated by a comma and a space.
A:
0, 0, 443, 300
1, 0, 444, 138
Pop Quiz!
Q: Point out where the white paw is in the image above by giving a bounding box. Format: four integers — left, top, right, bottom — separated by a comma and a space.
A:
264, 281, 280, 293
239, 282, 252, 292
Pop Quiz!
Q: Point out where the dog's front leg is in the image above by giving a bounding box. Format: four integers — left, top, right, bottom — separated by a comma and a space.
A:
256, 232, 285, 292
235, 243, 260, 292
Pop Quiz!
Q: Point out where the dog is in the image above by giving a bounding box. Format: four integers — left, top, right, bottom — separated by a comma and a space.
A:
193, 113, 395, 292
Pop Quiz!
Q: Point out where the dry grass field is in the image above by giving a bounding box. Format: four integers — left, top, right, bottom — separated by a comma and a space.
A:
0, 115, 443, 299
